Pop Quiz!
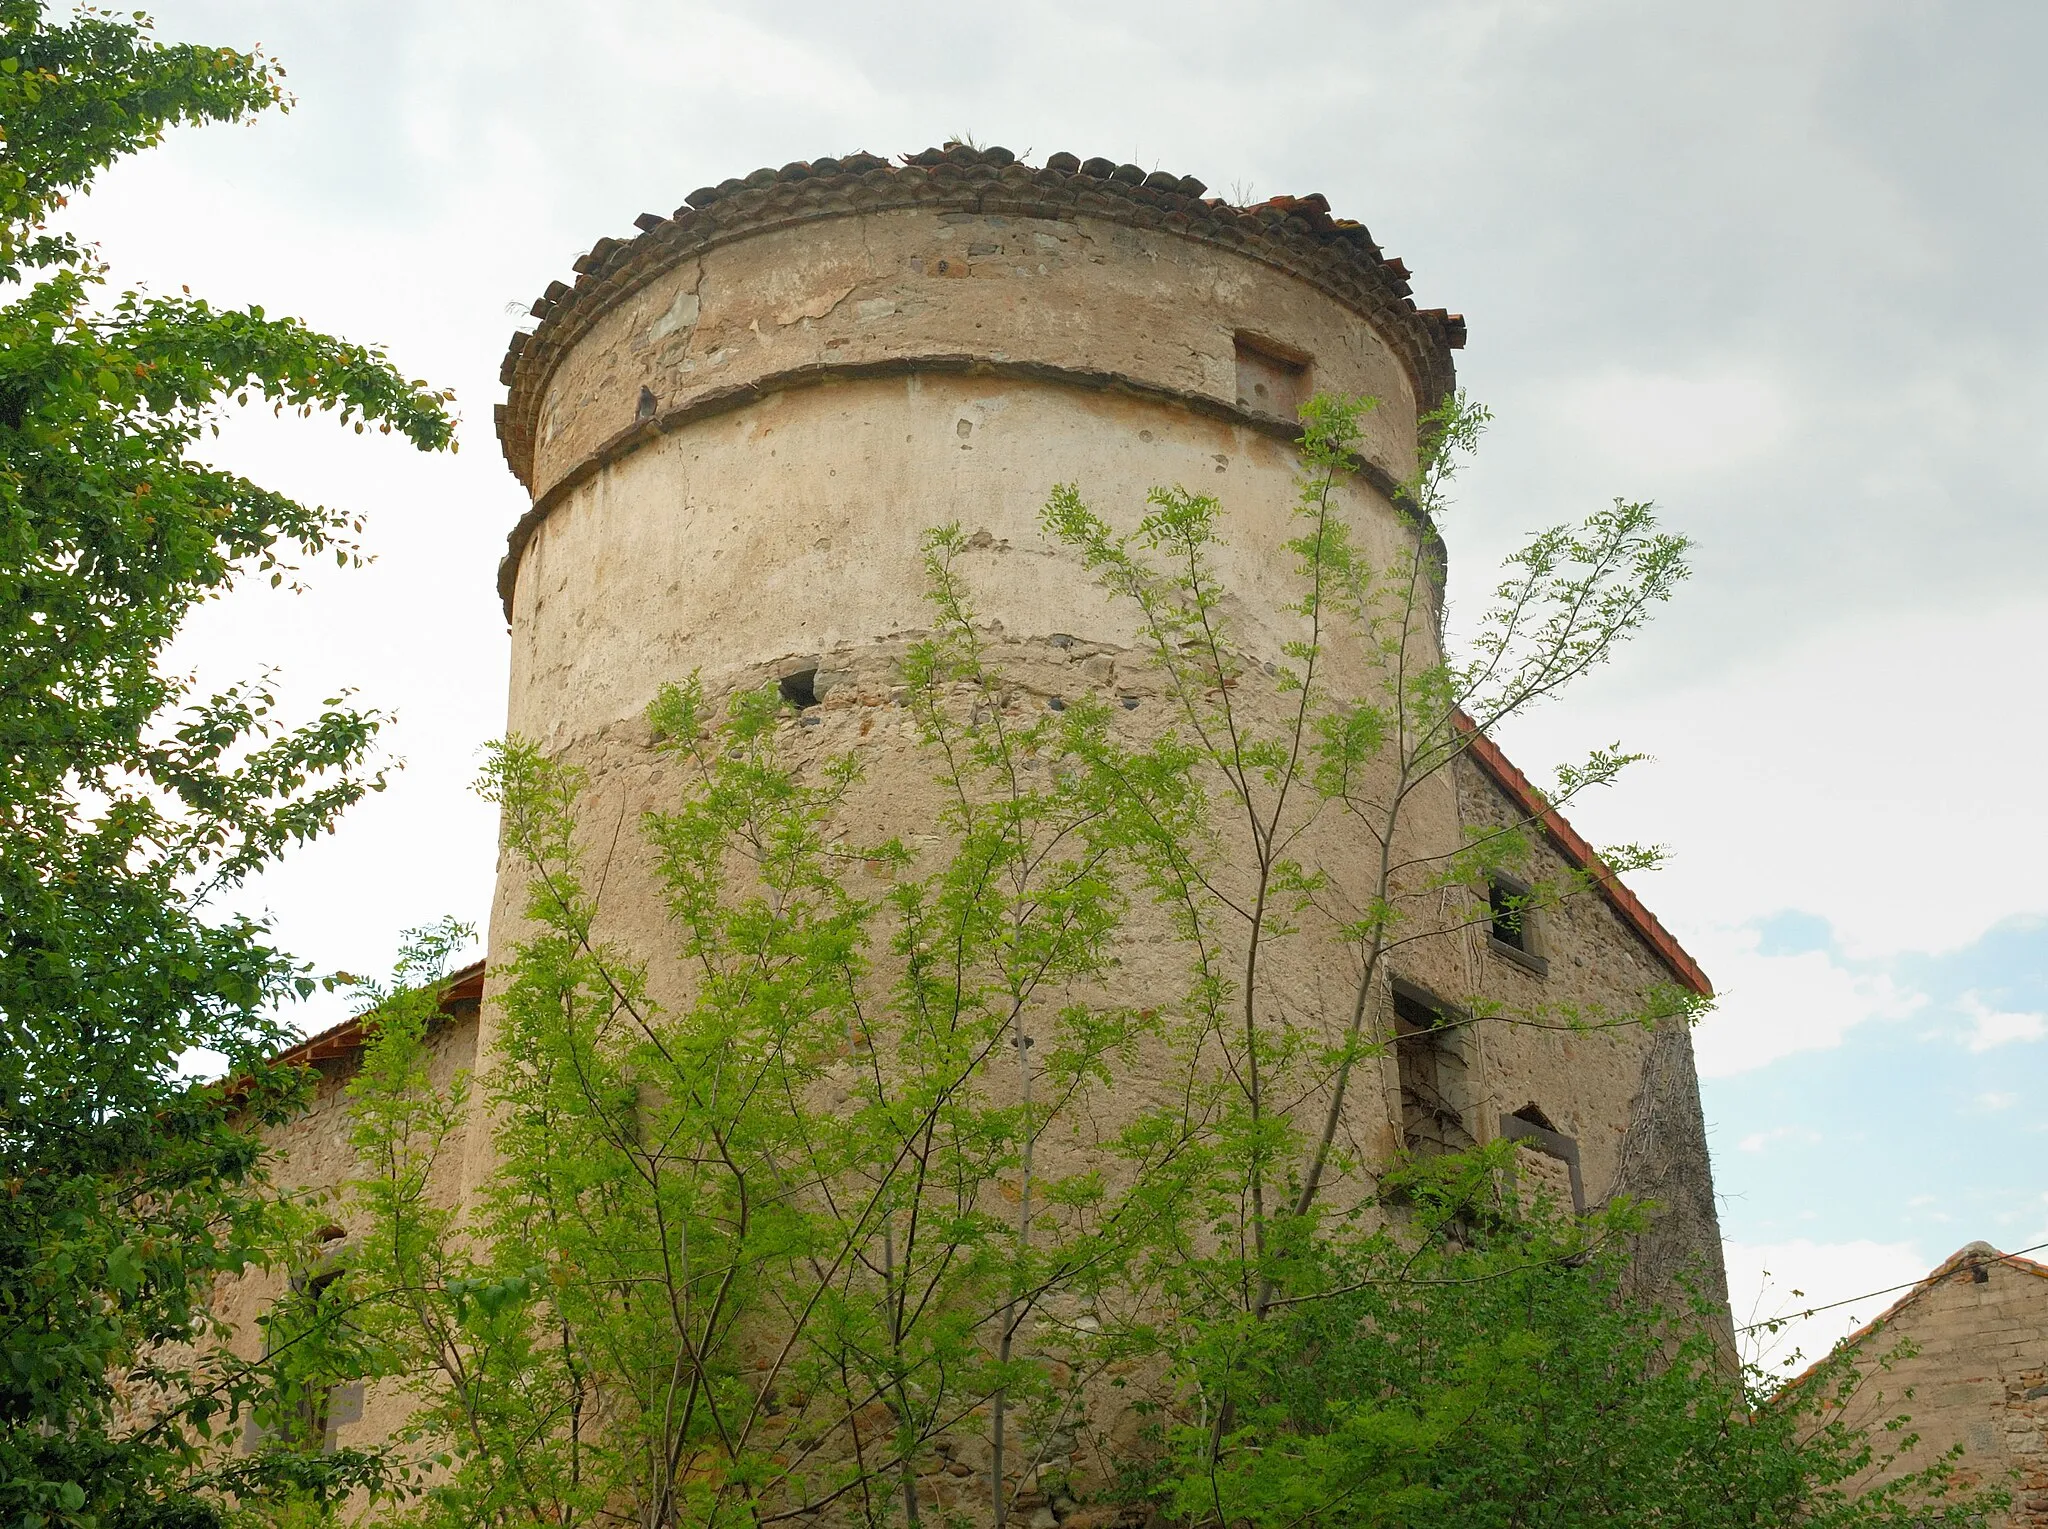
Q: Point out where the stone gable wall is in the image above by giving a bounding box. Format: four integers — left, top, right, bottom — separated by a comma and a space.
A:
1831, 1253, 2048, 1526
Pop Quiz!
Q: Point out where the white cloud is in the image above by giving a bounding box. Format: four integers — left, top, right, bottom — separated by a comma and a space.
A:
432, 1, 891, 118
1685, 925, 1923, 1078
1977, 1090, 2020, 1111
1550, 370, 1791, 477
1724, 1237, 1931, 1377
1488, 602, 2048, 968
1959, 994, 2046, 1052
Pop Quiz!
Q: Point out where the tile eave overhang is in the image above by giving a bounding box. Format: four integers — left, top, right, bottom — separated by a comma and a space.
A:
269, 958, 487, 1071
1455, 711, 1713, 999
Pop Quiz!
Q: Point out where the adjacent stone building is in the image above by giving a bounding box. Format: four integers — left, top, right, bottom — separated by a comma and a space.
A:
1813, 1242, 2048, 1526
217, 963, 484, 1456
241, 145, 1732, 1505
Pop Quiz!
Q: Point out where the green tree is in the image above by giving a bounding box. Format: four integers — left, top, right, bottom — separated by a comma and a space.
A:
1155, 1149, 1999, 1528
331, 645, 1188, 1527
326, 391, 1982, 1528
1034, 392, 1709, 1473
0, 4, 455, 1523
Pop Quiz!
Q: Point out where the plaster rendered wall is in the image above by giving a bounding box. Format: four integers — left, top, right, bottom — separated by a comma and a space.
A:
522, 204, 1420, 503
1834, 1253, 2048, 1527
507, 375, 1415, 752
487, 205, 1464, 1218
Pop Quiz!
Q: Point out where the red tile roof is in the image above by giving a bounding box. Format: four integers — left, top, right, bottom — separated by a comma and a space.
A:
1456, 712, 1712, 998
271, 959, 485, 1070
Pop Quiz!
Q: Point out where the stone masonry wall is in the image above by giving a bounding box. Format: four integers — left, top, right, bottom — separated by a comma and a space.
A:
215, 1001, 480, 1459
1829, 1248, 2048, 1527
1450, 754, 1731, 1317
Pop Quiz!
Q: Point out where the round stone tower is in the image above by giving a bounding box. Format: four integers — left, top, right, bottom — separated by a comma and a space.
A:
472, 148, 1731, 1511
482, 140, 1468, 1174
492, 145, 1462, 756
479, 137, 1472, 1217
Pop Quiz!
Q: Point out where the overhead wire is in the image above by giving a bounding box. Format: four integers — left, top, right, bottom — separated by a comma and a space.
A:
1734, 1238, 2048, 1335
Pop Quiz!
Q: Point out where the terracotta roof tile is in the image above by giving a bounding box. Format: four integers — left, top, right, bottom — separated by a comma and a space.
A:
1456, 711, 1712, 998
270, 959, 486, 1071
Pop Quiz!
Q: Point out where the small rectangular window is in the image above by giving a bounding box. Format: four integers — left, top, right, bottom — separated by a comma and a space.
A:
244, 1261, 358, 1457
1393, 984, 1473, 1156
1234, 333, 1310, 421
292, 1268, 346, 1450
1488, 877, 1525, 949
1486, 874, 1549, 976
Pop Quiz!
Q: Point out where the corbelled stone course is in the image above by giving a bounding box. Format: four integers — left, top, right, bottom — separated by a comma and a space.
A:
494, 142, 1465, 495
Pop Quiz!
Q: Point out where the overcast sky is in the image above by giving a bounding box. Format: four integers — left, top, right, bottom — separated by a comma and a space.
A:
70, 0, 2046, 1371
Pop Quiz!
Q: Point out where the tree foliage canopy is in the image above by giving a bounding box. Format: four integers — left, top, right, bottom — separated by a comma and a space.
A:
0, 4, 454, 1523
287, 395, 1992, 1528
1160, 1152, 1996, 1529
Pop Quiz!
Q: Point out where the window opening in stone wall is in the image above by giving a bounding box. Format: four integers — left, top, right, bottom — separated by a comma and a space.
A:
1499, 1103, 1585, 1215
1234, 332, 1310, 422
244, 1262, 364, 1455
778, 668, 819, 709
291, 1267, 347, 1450
1486, 873, 1549, 976
1488, 876, 1527, 950
1393, 985, 1473, 1157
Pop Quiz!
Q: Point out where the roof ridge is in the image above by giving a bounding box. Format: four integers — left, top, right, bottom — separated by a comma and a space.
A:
270, 958, 485, 1071
1777, 1241, 2047, 1394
